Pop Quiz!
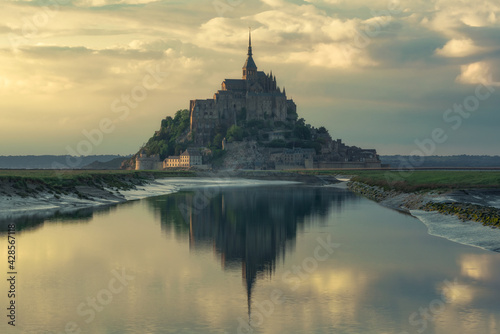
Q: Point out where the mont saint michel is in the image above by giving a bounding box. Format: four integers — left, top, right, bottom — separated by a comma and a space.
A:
3, 1, 500, 333
124, 33, 382, 170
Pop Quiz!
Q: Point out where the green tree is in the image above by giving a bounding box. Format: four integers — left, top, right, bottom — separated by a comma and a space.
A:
237, 108, 247, 123
318, 126, 329, 135
293, 122, 311, 140
212, 133, 224, 149
227, 125, 243, 142
141, 109, 192, 160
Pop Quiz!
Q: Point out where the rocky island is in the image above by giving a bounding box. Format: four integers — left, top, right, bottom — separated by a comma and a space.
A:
122, 32, 381, 170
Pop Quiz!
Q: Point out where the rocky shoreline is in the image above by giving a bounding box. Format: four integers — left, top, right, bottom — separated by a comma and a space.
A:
422, 202, 500, 227
348, 181, 500, 228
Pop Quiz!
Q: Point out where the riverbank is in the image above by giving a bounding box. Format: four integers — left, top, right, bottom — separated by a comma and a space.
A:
347, 180, 500, 251
0, 170, 305, 220
0, 170, 192, 217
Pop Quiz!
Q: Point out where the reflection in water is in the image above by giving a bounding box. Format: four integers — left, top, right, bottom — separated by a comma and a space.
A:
146, 185, 357, 317
458, 254, 500, 307
2, 183, 500, 333
0, 203, 124, 233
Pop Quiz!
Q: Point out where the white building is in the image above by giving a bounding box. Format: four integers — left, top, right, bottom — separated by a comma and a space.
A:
163, 156, 180, 168
163, 149, 202, 168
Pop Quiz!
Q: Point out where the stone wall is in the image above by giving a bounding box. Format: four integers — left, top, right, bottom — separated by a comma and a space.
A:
316, 161, 382, 169
136, 157, 161, 170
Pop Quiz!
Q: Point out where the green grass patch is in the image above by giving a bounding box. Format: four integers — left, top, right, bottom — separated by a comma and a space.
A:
294, 169, 500, 192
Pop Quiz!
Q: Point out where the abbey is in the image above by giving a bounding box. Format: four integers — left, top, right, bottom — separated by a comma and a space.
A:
189, 32, 296, 145
128, 32, 382, 170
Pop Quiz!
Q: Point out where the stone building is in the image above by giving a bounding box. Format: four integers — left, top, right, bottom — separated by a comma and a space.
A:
314, 137, 381, 168
135, 150, 162, 170
189, 31, 296, 145
180, 149, 202, 166
270, 148, 316, 169
163, 156, 180, 168
163, 149, 202, 168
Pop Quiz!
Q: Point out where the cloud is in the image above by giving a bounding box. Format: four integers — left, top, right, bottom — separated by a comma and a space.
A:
456, 61, 497, 85
287, 42, 376, 68
0, 39, 204, 97
60, 0, 160, 7
435, 38, 484, 57
424, 0, 500, 36
194, 4, 378, 69
204, 2, 390, 69
260, 0, 287, 7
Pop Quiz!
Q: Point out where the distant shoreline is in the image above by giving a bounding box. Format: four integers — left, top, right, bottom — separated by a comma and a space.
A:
2, 154, 500, 170
3, 166, 500, 171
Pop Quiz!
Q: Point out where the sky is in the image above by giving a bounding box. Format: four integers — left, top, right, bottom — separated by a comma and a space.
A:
1, 0, 499, 156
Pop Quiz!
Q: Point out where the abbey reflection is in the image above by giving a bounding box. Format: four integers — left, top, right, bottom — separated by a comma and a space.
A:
147, 185, 356, 314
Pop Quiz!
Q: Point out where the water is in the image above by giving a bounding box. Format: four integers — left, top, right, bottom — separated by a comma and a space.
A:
1, 183, 500, 334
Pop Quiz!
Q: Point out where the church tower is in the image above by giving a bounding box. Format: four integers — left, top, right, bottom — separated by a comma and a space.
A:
242, 29, 257, 80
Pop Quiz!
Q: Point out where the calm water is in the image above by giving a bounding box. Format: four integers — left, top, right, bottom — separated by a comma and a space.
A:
1, 183, 500, 334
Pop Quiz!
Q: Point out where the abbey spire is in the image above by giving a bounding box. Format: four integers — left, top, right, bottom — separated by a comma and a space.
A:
242, 28, 257, 80
247, 27, 253, 57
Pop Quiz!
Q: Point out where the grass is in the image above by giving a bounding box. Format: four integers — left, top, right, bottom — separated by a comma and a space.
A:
295, 169, 500, 192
